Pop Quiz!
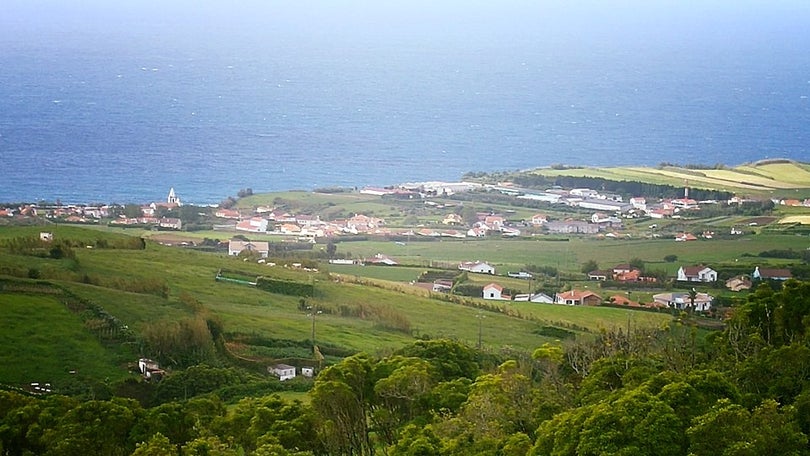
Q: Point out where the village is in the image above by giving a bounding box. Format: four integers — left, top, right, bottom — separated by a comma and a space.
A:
3, 179, 806, 240
4, 179, 807, 318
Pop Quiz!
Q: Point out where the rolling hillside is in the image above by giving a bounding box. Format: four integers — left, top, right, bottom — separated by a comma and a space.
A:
0, 225, 674, 390
528, 159, 810, 198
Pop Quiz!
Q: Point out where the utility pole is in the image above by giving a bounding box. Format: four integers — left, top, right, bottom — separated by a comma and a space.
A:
311, 308, 316, 344
308, 304, 322, 347
476, 311, 485, 349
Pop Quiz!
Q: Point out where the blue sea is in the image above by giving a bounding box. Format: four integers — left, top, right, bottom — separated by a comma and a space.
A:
1, 1, 809, 204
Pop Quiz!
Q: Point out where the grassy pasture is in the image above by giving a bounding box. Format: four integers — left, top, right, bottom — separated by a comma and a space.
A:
531, 161, 810, 197
779, 215, 810, 225
4, 222, 800, 384
327, 264, 430, 282
0, 225, 678, 363
329, 234, 808, 275
736, 162, 810, 185
0, 293, 130, 386
237, 191, 414, 222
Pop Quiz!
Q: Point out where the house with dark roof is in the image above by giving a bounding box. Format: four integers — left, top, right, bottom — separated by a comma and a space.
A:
752, 266, 793, 281
677, 265, 717, 282
269, 364, 296, 381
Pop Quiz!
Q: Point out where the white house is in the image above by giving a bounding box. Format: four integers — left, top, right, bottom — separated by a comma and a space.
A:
507, 271, 533, 279
228, 240, 270, 258
482, 283, 509, 300
159, 217, 182, 230
653, 292, 713, 312
366, 253, 398, 265
630, 197, 647, 211
530, 213, 548, 225
40, 232, 54, 242
301, 367, 315, 378
269, 363, 297, 381
138, 358, 165, 381
578, 199, 632, 213
677, 265, 717, 282
236, 217, 269, 233
432, 279, 454, 293
466, 227, 488, 237
459, 261, 495, 275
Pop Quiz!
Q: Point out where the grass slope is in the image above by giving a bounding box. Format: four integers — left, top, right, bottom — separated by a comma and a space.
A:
0, 293, 129, 385
531, 161, 810, 197
0, 225, 677, 384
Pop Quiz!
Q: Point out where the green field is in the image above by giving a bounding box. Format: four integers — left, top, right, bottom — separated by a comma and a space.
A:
327, 235, 809, 274
2, 208, 807, 388
530, 160, 810, 198
0, 225, 681, 385
0, 293, 130, 385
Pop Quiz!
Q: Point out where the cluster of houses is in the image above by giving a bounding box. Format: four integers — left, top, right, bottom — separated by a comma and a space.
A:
4, 188, 186, 229
587, 264, 657, 283
218, 209, 386, 239
472, 261, 796, 312
222, 208, 522, 239
110, 188, 183, 229
481, 283, 714, 312
2, 203, 105, 223
675, 264, 792, 291
10, 181, 806, 243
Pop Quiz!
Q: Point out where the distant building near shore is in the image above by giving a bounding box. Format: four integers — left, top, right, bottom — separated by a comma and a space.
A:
167, 187, 181, 206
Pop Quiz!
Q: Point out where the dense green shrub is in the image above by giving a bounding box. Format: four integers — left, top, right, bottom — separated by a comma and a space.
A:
255, 277, 314, 297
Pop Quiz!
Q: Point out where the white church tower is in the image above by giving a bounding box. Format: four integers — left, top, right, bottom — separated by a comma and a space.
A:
167, 187, 182, 206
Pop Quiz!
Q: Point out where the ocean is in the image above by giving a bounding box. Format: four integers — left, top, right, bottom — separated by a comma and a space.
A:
1, 1, 809, 204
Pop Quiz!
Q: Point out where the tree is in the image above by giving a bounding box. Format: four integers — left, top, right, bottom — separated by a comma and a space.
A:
310, 354, 375, 456
325, 241, 337, 259
394, 339, 481, 381
131, 432, 176, 456
664, 254, 678, 263
461, 205, 479, 227
581, 260, 599, 275
123, 204, 143, 218
389, 424, 442, 456
687, 399, 807, 456
42, 398, 142, 456
181, 436, 240, 456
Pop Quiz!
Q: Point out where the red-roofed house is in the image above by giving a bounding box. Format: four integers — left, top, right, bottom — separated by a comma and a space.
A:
215, 208, 241, 219
555, 290, 602, 306
482, 283, 510, 300
484, 215, 505, 229
610, 295, 642, 307
675, 232, 698, 241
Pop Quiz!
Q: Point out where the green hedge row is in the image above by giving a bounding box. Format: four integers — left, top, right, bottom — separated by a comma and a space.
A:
255, 277, 314, 297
